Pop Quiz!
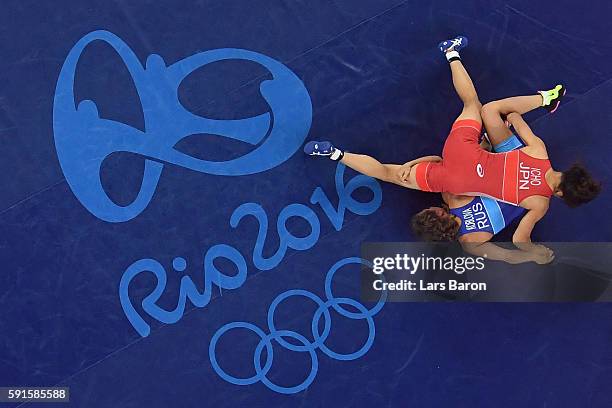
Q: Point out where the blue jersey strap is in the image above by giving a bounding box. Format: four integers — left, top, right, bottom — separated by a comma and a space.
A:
480, 197, 507, 234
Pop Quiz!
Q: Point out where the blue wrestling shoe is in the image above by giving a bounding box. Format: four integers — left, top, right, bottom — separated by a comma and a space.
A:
304, 140, 344, 160
304, 140, 334, 156
438, 35, 468, 53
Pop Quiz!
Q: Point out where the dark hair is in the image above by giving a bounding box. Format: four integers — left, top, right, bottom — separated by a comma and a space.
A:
411, 205, 460, 241
558, 163, 601, 208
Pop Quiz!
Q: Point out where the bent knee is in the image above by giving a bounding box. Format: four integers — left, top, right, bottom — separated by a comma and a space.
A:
480, 102, 500, 118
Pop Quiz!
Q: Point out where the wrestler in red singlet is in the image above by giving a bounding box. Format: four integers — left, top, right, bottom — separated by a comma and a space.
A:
305, 35, 600, 256
414, 119, 553, 205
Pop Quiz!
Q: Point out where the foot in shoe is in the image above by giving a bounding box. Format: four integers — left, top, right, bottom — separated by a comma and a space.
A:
538, 84, 566, 113
438, 35, 468, 53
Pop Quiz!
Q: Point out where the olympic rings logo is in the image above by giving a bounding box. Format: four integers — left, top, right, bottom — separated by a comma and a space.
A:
209, 257, 387, 394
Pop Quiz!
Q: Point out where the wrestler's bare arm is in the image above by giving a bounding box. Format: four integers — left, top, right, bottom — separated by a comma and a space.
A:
397, 155, 442, 182
512, 201, 553, 257
506, 112, 549, 159
461, 241, 554, 264
393, 156, 443, 190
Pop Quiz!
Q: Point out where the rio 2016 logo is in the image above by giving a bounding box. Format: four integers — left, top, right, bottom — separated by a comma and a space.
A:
53, 31, 386, 395
53, 30, 312, 223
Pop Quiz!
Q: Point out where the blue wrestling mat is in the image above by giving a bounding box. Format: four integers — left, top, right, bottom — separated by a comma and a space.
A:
1, 1, 611, 406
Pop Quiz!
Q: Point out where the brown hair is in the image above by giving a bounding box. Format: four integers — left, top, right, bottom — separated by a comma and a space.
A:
558, 163, 601, 208
410, 205, 460, 241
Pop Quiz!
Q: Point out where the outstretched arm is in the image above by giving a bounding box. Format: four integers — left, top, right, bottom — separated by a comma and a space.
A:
462, 241, 554, 264
512, 207, 553, 257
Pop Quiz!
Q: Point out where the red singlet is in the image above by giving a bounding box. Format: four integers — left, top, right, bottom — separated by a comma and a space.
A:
415, 119, 553, 205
